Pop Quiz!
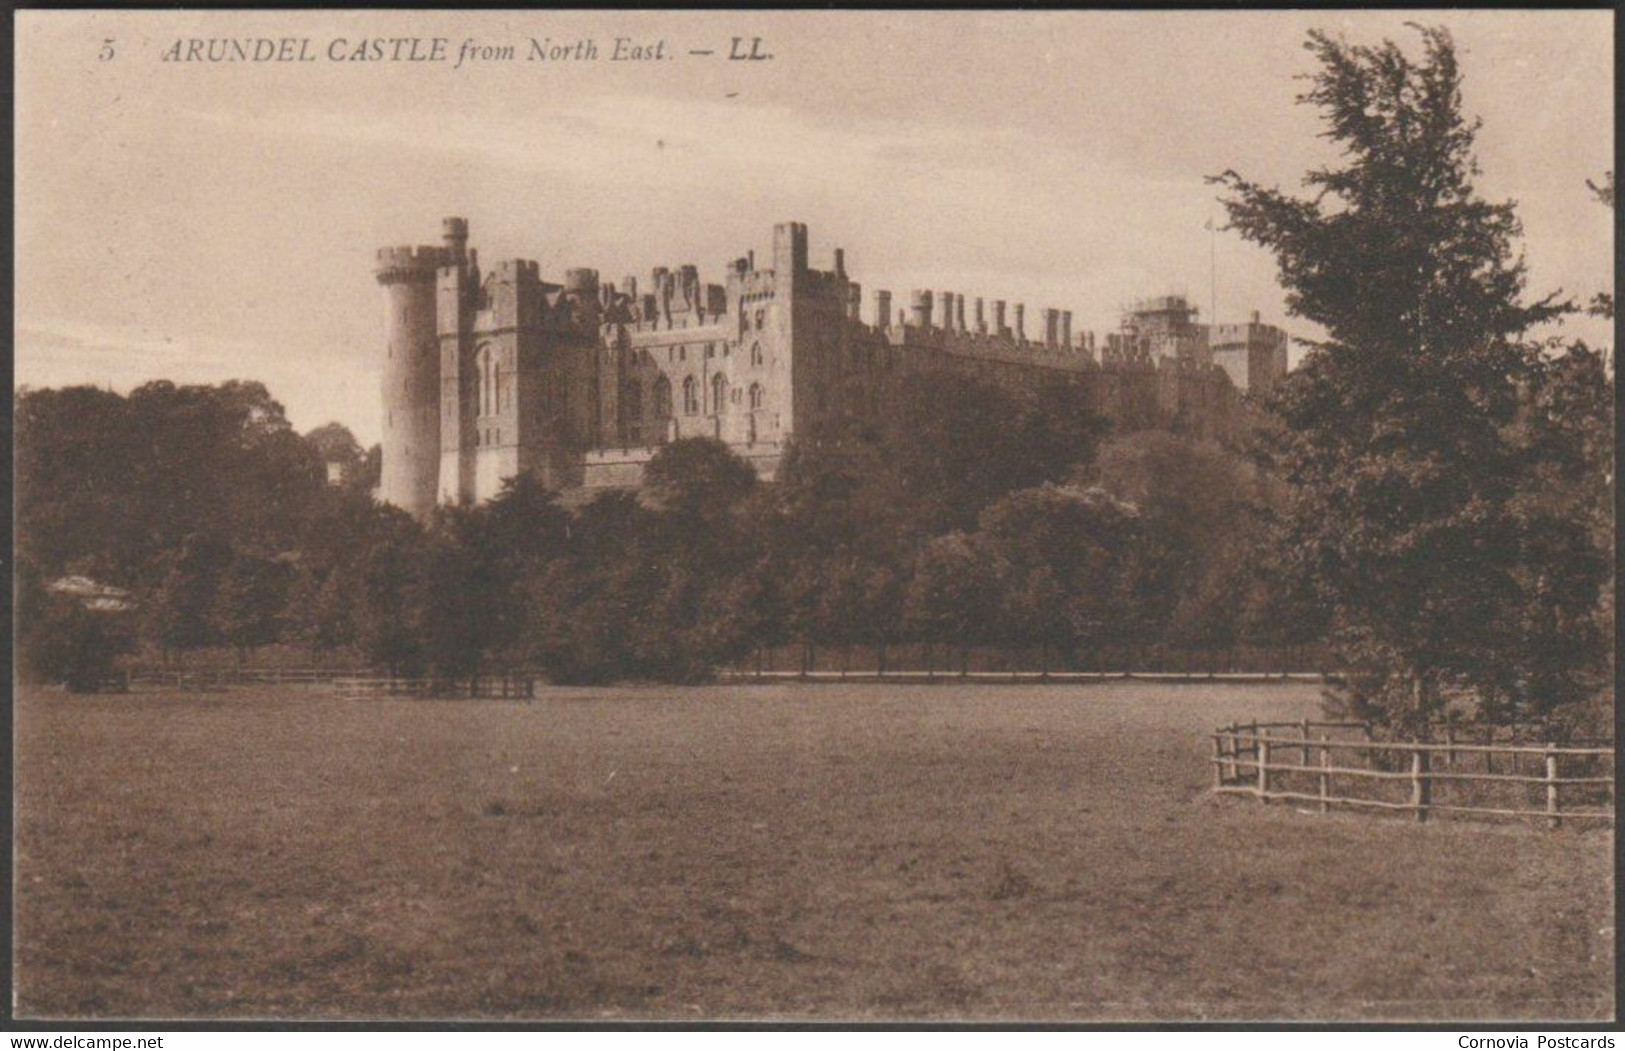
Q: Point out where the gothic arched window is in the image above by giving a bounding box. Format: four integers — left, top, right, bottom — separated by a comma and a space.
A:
653, 376, 672, 418
751, 342, 763, 367
711, 373, 727, 415
682, 376, 699, 416
749, 383, 764, 410
476, 345, 496, 416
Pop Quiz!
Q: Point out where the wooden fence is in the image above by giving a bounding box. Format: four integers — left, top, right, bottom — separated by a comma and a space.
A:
721, 668, 1325, 685
117, 667, 366, 691
1212, 720, 1614, 828
331, 675, 538, 701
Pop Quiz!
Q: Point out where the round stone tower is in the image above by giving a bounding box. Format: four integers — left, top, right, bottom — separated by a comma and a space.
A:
375, 244, 448, 520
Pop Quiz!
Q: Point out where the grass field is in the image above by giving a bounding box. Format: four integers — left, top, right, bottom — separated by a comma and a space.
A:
14, 682, 1614, 1021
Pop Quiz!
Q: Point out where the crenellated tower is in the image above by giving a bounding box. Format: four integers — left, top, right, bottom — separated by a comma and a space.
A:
375, 241, 450, 519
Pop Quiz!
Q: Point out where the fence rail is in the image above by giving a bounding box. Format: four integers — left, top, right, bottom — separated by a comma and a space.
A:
331, 676, 538, 701
1212, 720, 1614, 828
721, 668, 1327, 685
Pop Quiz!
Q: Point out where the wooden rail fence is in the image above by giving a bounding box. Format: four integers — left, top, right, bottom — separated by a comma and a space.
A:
721, 668, 1326, 685
1212, 720, 1614, 828
332, 676, 538, 701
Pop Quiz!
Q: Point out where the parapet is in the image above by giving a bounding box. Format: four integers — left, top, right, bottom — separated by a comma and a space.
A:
564, 268, 600, 295
375, 245, 449, 284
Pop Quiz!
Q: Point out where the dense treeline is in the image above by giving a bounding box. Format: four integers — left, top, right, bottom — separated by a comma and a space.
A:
16, 371, 1325, 688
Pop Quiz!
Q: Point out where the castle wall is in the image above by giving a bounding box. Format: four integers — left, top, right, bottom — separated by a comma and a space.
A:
381, 218, 1279, 505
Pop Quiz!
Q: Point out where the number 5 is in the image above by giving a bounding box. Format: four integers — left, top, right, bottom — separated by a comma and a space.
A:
98, 38, 115, 61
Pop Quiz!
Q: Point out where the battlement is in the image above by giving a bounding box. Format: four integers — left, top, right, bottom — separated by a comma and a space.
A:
492, 259, 541, 283
375, 215, 1283, 514
375, 245, 449, 284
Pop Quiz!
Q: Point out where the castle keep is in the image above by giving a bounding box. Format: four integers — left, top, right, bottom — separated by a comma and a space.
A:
376, 218, 1289, 518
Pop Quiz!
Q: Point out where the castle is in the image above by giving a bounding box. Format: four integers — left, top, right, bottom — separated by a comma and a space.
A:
375, 218, 1289, 518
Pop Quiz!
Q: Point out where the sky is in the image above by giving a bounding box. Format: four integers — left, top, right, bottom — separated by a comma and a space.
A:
16, 10, 1614, 445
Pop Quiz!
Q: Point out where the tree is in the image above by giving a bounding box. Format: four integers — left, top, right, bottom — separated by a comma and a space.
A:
21, 595, 135, 692
212, 550, 294, 664
1211, 25, 1597, 729
976, 484, 1145, 671
350, 510, 429, 676
143, 535, 230, 660
904, 532, 998, 675
304, 422, 365, 486
642, 437, 757, 523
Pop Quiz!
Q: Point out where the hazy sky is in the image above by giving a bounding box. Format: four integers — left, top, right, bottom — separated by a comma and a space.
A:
16, 10, 1613, 444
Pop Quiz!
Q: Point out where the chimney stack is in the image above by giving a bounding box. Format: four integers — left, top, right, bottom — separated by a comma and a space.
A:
1014, 304, 1026, 342
974, 298, 986, 334
875, 290, 892, 329
910, 290, 933, 328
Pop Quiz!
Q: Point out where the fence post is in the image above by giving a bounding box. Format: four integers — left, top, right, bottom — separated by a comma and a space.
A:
1212, 733, 1225, 789
1257, 732, 1271, 803
1485, 725, 1495, 776
1411, 748, 1430, 823
1300, 718, 1311, 765
1545, 746, 1561, 830
1224, 724, 1238, 782
1318, 734, 1331, 813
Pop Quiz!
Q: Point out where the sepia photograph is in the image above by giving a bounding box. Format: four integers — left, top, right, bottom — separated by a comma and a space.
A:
11, 8, 1616, 1025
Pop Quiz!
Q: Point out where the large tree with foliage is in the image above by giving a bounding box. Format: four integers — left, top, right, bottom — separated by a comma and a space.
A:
1212, 25, 1605, 729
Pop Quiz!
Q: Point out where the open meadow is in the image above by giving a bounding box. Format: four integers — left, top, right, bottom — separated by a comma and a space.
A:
14, 681, 1614, 1021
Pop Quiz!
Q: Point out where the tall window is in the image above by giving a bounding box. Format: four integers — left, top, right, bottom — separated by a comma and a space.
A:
476, 345, 496, 416
653, 376, 672, 418
751, 342, 763, 366
749, 383, 764, 410
682, 376, 699, 415
711, 373, 727, 415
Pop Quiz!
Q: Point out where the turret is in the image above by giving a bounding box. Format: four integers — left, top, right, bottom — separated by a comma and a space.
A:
376, 243, 449, 520
773, 222, 808, 278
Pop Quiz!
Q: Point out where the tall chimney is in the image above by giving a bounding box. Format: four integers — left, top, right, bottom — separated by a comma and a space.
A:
875, 290, 893, 329
993, 300, 1008, 337
1044, 308, 1060, 348
1061, 311, 1073, 349
1014, 304, 1027, 342
910, 290, 933, 328
938, 291, 954, 331
974, 298, 986, 334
